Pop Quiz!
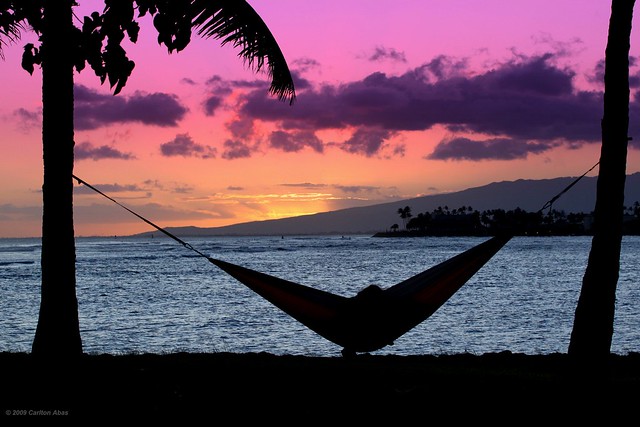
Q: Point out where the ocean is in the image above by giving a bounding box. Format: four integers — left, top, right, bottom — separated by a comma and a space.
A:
1, 234, 638, 357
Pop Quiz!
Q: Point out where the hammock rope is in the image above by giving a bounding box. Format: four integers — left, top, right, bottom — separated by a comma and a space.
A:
72, 175, 214, 263
537, 161, 600, 214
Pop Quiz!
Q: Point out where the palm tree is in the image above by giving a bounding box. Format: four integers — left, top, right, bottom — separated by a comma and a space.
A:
0, 1, 295, 359
397, 206, 412, 230
568, 0, 635, 360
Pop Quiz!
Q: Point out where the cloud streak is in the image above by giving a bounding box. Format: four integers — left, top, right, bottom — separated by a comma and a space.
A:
428, 137, 554, 161
73, 182, 148, 196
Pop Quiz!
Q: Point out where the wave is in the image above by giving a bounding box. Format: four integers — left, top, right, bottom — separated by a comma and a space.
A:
0, 261, 35, 266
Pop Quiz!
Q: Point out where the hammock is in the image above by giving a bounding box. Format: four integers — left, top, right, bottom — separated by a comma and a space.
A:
209, 234, 510, 355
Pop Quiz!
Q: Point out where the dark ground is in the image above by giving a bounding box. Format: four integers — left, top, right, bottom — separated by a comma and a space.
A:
2, 351, 639, 423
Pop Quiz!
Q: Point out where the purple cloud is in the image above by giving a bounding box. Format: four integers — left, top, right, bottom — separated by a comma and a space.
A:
75, 142, 135, 161
292, 57, 321, 73
14, 107, 40, 122
334, 185, 381, 193
280, 182, 328, 189
368, 46, 407, 63
0, 204, 41, 221
74, 85, 187, 130
340, 128, 395, 157
13, 107, 41, 131
239, 52, 613, 146
73, 182, 147, 196
221, 140, 252, 159
428, 137, 554, 161
204, 96, 224, 116
424, 55, 468, 80
269, 130, 324, 153
226, 116, 255, 139
160, 133, 216, 158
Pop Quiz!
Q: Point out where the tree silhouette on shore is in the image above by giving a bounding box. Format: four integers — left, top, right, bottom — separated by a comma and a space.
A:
397, 206, 412, 230
569, 0, 636, 360
384, 204, 640, 236
0, 1, 295, 359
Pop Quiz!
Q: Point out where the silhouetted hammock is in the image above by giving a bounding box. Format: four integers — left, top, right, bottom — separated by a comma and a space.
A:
209, 235, 510, 355
72, 163, 595, 355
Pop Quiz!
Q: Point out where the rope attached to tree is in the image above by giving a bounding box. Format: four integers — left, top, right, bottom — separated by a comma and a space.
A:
72, 175, 213, 262
537, 161, 600, 214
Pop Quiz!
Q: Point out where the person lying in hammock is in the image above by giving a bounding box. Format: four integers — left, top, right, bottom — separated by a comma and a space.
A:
210, 234, 511, 356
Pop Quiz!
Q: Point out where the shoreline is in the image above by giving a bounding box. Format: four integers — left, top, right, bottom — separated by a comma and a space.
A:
2, 351, 640, 422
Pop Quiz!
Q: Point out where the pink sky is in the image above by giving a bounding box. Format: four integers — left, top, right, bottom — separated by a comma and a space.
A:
1, 1, 639, 237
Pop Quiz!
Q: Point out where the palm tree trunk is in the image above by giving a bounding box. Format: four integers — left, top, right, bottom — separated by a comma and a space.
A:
568, 0, 635, 360
31, 0, 82, 358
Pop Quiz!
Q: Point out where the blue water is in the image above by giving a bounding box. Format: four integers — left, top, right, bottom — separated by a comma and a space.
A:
0, 235, 638, 357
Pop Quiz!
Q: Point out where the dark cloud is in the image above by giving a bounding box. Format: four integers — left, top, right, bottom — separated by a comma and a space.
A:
204, 96, 224, 116
428, 137, 554, 161
13, 107, 41, 131
227, 186, 244, 191
239, 52, 613, 146
368, 46, 407, 63
221, 140, 252, 159
292, 57, 321, 73
0, 204, 41, 221
334, 185, 381, 193
393, 144, 406, 157
587, 59, 606, 86
424, 55, 469, 80
172, 185, 193, 194
589, 57, 640, 89
340, 128, 395, 157
160, 133, 217, 158
75, 142, 135, 161
226, 116, 255, 139
269, 130, 324, 153
74, 85, 187, 130
14, 107, 40, 122
73, 182, 148, 196
280, 182, 328, 189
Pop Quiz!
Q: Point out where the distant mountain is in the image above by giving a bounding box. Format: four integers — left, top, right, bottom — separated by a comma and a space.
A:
134, 173, 640, 237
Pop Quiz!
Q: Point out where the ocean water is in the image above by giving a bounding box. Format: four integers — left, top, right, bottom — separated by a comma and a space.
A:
0, 235, 638, 357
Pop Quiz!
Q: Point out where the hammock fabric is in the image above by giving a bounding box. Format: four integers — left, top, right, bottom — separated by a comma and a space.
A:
209, 234, 511, 355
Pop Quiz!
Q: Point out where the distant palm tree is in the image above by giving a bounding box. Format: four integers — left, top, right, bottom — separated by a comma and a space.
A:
397, 206, 412, 229
1, 1, 295, 359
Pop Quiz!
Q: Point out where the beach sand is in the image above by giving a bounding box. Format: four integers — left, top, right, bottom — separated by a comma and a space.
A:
2, 351, 639, 423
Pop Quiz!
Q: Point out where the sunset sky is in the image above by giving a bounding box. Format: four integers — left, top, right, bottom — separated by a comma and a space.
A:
1, 1, 639, 237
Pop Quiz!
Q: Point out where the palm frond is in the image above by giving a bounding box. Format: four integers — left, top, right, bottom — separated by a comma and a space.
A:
0, 8, 24, 59
190, 0, 296, 104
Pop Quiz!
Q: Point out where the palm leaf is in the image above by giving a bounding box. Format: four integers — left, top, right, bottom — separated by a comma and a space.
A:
190, 0, 296, 104
0, 8, 24, 59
